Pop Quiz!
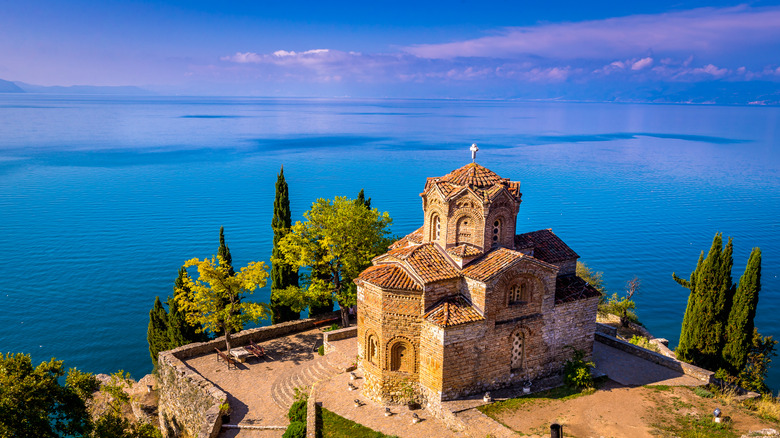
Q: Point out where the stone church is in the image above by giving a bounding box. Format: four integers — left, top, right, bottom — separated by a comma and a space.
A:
355, 160, 600, 404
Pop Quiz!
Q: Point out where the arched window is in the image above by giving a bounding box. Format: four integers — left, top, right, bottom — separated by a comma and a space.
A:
367, 335, 379, 365
511, 331, 524, 370
456, 216, 472, 245
492, 219, 502, 245
390, 341, 413, 372
432, 214, 441, 241
509, 282, 529, 304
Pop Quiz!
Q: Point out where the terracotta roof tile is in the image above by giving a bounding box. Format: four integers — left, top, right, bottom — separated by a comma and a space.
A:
424, 296, 484, 327
440, 163, 504, 187
422, 163, 522, 204
403, 244, 461, 283
388, 226, 423, 250
461, 247, 524, 281
358, 264, 421, 291
514, 229, 579, 264
555, 275, 601, 304
446, 244, 482, 258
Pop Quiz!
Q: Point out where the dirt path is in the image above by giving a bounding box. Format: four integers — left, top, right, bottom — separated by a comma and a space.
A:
490, 380, 777, 438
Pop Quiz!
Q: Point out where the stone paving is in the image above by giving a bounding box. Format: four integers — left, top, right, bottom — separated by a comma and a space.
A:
183, 327, 326, 437
317, 366, 462, 438
592, 341, 702, 387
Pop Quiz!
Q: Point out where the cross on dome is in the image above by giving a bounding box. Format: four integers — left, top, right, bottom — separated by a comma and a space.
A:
470, 143, 479, 162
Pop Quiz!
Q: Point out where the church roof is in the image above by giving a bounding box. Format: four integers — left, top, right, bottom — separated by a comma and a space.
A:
387, 243, 461, 283
388, 226, 423, 250
358, 264, 421, 291
424, 296, 484, 327
440, 163, 504, 187
461, 247, 526, 281
422, 163, 522, 203
514, 229, 579, 264
555, 275, 602, 304
446, 244, 482, 258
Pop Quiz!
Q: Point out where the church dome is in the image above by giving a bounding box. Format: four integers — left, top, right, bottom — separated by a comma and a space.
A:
439, 163, 504, 188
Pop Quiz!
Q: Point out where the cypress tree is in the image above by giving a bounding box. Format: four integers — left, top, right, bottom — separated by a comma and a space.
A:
271, 166, 301, 323
722, 247, 762, 373
147, 296, 169, 369
673, 233, 735, 371
168, 266, 209, 345
355, 188, 371, 209
218, 226, 235, 276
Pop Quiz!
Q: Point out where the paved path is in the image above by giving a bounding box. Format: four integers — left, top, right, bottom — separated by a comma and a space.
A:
592, 341, 702, 387
317, 367, 463, 438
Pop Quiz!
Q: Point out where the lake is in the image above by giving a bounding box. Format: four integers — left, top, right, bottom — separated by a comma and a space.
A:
0, 95, 778, 390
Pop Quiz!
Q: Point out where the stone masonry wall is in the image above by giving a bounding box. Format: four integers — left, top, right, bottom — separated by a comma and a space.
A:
158, 312, 340, 438
549, 296, 600, 366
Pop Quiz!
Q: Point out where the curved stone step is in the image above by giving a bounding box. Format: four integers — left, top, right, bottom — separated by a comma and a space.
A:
270, 355, 346, 411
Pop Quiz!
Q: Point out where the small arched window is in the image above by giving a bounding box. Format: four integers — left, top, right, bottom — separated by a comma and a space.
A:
367, 335, 379, 365
511, 331, 524, 370
492, 219, 502, 245
433, 215, 441, 241
390, 341, 413, 373
509, 282, 528, 304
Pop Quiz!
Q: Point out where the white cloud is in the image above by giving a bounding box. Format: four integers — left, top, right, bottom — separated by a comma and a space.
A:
631, 57, 654, 70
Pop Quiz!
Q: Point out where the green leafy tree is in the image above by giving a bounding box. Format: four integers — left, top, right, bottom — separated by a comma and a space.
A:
167, 267, 209, 346
723, 248, 762, 374
89, 371, 162, 438
275, 196, 392, 327
0, 353, 98, 438
673, 233, 735, 371
147, 268, 209, 369
176, 255, 270, 352
738, 329, 777, 393
270, 166, 300, 324
603, 277, 640, 327
577, 261, 607, 306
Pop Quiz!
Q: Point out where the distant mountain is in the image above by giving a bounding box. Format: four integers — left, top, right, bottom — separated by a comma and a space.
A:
0, 79, 25, 93
12, 81, 152, 95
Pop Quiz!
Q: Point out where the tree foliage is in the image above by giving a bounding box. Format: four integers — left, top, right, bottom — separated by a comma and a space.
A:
674, 233, 735, 371
147, 267, 209, 369
674, 234, 770, 391
175, 255, 270, 352
722, 247, 762, 374
270, 166, 300, 324
576, 261, 606, 305
218, 226, 234, 276
603, 277, 640, 327
0, 353, 97, 438
275, 196, 392, 327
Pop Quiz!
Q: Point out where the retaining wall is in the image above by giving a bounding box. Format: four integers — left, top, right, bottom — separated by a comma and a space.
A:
594, 332, 713, 383
158, 311, 340, 438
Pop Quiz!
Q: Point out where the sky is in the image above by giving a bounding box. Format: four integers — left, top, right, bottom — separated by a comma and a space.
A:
1, 0, 780, 102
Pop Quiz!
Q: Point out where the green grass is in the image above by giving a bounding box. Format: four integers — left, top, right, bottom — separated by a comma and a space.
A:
319, 407, 398, 438
645, 384, 673, 392
477, 383, 598, 418
653, 414, 736, 438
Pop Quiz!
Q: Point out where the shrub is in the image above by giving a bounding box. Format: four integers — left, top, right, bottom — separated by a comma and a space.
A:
318, 345, 325, 356
288, 399, 307, 423
692, 386, 714, 398
563, 348, 595, 390
629, 335, 660, 353
282, 421, 306, 438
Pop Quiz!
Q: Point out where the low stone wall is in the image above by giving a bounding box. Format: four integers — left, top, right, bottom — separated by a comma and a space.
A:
306, 386, 318, 438
322, 326, 357, 354
594, 332, 713, 383
158, 312, 340, 438
595, 322, 617, 337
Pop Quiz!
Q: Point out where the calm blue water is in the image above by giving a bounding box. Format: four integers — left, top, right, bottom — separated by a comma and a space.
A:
0, 95, 778, 390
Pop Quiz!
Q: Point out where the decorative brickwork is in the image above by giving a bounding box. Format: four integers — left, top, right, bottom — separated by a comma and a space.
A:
355, 162, 599, 406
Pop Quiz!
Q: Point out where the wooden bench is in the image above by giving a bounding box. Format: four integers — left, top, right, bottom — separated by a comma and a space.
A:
312, 317, 339, 327
215, 348, 237, 369
247, 340, 268, 360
